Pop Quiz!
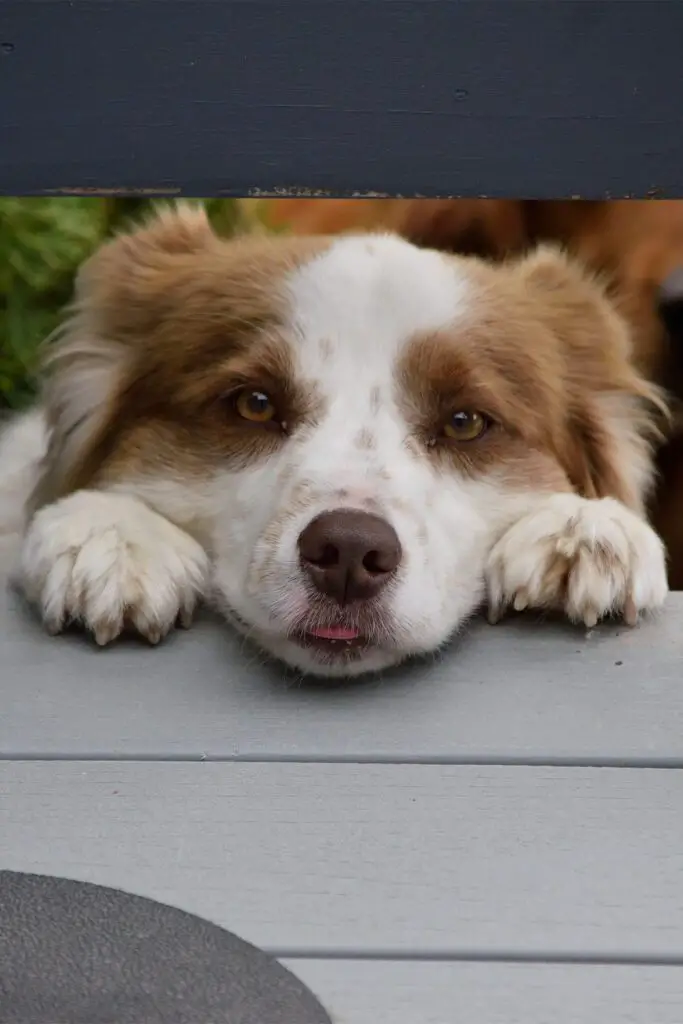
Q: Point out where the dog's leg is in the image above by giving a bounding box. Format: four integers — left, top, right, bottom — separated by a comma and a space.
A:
19, 490, 209, 645
485, 493, 668, 627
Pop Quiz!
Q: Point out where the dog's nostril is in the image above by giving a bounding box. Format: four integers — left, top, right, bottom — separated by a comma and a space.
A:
309, 543, 340, 569
362, 549, 391, 574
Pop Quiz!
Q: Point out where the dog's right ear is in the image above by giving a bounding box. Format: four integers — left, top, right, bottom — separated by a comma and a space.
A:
516, 246, 669, 512
30, 204, 218, 513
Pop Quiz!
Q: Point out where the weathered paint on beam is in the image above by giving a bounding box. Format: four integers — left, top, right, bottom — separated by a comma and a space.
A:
2, 1, 682, 198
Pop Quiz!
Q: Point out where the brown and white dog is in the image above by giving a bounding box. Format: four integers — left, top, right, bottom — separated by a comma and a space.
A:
0, 204, 672, 677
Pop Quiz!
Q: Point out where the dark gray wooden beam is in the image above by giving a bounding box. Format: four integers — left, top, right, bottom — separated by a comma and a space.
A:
1, 0, 682, 198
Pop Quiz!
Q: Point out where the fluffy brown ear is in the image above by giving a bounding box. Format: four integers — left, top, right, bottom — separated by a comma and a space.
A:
29, 204, 218, 513
73, 201, 218, 338
516, 246, 670, 513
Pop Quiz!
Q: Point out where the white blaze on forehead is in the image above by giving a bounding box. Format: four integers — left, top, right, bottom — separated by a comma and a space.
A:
282, 233, 473, 372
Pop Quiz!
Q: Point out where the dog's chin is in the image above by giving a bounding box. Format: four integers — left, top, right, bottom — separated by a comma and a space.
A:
261, 632, 409, 679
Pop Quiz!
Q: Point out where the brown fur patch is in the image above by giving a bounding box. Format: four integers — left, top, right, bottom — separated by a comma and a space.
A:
398, 247, 667, 509
35, 206, 331, 503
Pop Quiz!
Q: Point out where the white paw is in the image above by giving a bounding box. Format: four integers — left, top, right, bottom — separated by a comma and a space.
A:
19, 490, 209, 645
485, 493, 668, 628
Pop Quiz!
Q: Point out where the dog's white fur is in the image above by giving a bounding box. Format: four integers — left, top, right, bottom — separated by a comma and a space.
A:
0, 216, 670, 677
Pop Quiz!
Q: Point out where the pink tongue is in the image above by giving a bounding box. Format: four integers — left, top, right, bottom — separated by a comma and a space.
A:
311, 625, 360, 640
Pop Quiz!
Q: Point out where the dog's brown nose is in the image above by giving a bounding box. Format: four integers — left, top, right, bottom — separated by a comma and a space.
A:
298, 509, 402, 605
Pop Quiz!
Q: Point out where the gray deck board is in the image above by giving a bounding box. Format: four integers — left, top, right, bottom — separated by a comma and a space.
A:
5, 585, 683, 1019
3, 587, 683, 763
3, 761, 683, 960
285, 961, 683, 1024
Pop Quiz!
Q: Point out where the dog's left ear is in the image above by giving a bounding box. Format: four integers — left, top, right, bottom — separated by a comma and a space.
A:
517, 247, 670, 512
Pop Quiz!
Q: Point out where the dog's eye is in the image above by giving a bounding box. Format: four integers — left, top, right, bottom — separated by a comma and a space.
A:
442, 410, 489, 442
235, 389, 277, 423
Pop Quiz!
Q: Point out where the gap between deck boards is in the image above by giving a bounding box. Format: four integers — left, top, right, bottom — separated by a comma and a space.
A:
275, 950, 683, 967
4, 753, 683, 769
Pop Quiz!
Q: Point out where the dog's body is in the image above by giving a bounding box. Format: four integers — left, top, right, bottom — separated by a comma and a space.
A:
0, 205, 672, 676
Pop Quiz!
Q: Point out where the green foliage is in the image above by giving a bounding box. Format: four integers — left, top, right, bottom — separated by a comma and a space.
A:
0, 197, 267, 411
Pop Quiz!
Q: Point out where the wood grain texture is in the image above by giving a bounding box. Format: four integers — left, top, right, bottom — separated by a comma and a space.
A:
3, 586, 683, 763
285, 960, 683, 1024
2, 1, 682, 197
3, 761, 683, 959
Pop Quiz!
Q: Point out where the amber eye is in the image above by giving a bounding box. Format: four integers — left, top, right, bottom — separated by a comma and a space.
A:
234, 389, 277, 423
443, 410, 489, 442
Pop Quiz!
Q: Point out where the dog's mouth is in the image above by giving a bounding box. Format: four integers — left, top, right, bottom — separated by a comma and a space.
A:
292, 624, 370, 656
218, 593, 394, 671
218, 598, 376, 657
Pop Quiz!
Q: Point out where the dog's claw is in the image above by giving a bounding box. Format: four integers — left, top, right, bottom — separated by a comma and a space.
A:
513, 588, 529, 612
178, 604, 195, 630
583, 607, 598, 629
487, 602, 503, 625
93, 622, 120, 647
623, 596, 639, 627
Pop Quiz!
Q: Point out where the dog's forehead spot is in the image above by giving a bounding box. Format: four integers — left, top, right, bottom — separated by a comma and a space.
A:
369, 386, 382, 413
283, 234, 473, 376
355, 427, 376, 450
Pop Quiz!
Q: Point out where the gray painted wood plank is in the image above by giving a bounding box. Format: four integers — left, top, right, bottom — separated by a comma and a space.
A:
3, 586, 683, 763
3, 761, 683, 959
3, 1, 682, 198
285, 960, 683, 1024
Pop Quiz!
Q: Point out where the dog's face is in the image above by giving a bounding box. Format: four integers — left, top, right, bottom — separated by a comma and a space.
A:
37, 207, 659, 676
203, 234, 530, 675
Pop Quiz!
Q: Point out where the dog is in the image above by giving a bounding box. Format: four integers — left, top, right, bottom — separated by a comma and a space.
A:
0, 204, 671, 677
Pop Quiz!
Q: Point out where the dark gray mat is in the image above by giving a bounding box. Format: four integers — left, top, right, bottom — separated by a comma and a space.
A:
0, 871, 331, 1023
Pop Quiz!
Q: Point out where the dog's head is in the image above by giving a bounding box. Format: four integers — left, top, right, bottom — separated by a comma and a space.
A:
33, 206, 664, 676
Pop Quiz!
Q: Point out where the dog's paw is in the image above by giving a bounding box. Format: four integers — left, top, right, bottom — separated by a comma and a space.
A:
19, 490, 209, 645
485, 493, 668, 628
